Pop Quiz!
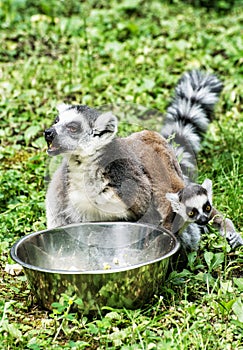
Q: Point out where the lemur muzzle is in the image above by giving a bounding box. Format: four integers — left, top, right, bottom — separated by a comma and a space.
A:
44, 128, 57, 145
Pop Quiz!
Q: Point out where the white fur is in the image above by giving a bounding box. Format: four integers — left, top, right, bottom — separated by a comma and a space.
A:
167, 100, 209, 132
58, 108, 90, 130
94, 112, 118, 135
162, 122, 201, 152
180, 223, 201, 250
166, 192, 181, 213
201, 178, 212, 202
184, 194, 208, 215
57, 103, 70, 114
66, 156, 129, 222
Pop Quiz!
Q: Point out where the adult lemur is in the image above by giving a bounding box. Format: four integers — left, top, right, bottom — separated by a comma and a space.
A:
44, 70, 243, 250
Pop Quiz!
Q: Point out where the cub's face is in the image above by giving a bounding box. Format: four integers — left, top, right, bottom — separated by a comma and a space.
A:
44, 104, 117, 157
182, 190, 212, 225
166, 179, 213, 226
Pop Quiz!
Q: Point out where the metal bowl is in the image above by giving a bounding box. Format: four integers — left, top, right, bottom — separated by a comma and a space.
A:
10, 222, 179, 313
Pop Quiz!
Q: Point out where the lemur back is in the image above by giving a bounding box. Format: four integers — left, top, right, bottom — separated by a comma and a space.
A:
45, 70, 243, 250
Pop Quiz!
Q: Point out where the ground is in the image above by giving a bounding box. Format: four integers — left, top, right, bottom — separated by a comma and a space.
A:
0, 0, 242, 349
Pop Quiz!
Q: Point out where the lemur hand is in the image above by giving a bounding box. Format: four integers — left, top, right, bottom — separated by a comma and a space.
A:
221, 218, 243, 249
210, 209, 243, 249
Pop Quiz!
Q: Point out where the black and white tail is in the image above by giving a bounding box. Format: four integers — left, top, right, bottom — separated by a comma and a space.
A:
161, 70, 223, 182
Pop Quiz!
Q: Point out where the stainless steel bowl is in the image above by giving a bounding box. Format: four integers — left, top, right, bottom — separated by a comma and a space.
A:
10, 222, 179, 313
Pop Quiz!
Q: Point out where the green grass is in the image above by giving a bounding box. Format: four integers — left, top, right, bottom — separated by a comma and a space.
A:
0, 0, 243, 348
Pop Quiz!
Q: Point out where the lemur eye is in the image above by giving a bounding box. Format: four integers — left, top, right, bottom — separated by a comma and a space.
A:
68, 126, 77, 133
203, 202, 212, 212
66, 123, 79, 133
187, 208, 198, 218
54, 116, 60, 124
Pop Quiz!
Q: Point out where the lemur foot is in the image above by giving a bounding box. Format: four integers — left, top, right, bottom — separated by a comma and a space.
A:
215, 216, 243, 249
226, 231, 243, 249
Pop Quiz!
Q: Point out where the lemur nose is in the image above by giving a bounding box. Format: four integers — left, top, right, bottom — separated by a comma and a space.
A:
44, 128, 57, 142
196, 216, 209, 226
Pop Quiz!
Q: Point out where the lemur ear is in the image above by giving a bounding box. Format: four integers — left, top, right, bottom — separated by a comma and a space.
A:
93, 112, 118, 136
201, 178, 213, 201
166, 192, 181, 213
57, 103, 70, 114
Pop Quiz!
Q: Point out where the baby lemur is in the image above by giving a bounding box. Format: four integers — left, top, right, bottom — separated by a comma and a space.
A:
44, 70, 243, 250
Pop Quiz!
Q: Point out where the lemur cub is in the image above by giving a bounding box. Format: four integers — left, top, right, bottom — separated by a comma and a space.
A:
44, 70, 243, 250
166, 179, 243, 250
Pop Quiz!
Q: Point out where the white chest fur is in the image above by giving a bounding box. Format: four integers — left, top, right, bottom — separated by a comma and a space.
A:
67, 157, 129, 222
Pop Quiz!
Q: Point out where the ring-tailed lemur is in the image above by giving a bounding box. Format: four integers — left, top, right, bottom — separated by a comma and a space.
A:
161, 70, 243, 250
44, 70, 243, 250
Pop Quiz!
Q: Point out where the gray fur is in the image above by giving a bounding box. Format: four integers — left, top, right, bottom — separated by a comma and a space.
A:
45, 70, 243, 251
179, 223, 201, 251
45, 109, 153, 227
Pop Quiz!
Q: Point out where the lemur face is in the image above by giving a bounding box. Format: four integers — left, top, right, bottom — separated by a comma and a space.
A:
182, 191, 212, 225
166, 179, 213, 226
44, 104, 117, 156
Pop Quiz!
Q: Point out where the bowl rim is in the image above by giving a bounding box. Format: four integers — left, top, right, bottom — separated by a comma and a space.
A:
10, 222, 180, 274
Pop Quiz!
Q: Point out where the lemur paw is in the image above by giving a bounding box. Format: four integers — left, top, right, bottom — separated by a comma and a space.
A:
226, 231, 243, 249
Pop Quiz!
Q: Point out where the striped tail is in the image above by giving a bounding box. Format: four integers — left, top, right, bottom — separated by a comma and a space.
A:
161, 70, 223, 181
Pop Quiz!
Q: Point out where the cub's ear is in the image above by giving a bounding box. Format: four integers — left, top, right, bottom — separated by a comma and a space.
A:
166, 192, 181, 213
56, 103, 70, 114
201, 178, 213, 201
93, 112, 118, 136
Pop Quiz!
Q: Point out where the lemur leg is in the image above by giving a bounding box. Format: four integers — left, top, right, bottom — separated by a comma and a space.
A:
210, 208, 243, 248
